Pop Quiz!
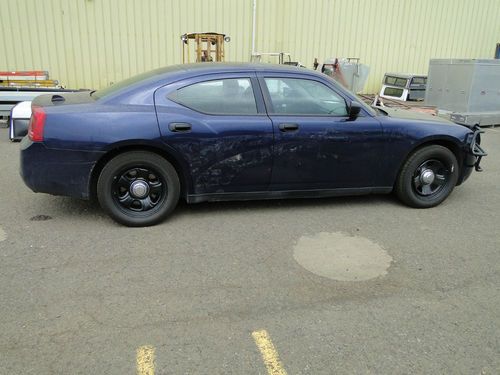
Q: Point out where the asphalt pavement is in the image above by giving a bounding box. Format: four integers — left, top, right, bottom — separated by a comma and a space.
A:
0, 125, 499, 374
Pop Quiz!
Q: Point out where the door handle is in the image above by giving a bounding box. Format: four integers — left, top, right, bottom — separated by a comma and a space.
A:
169, 122, 192, 132
278, 123, 299, 132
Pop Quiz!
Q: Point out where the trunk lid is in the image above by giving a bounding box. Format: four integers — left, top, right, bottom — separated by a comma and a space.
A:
31, 90, 94, 108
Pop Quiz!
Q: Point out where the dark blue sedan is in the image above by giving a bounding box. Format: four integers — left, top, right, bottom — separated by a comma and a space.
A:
20, 63, 486, 226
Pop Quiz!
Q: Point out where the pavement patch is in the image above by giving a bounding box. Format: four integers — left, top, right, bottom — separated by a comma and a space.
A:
0, 226, 5, 242
293, 231, 392, 281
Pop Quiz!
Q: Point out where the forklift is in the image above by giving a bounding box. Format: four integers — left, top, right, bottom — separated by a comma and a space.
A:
180, 32, 230, 63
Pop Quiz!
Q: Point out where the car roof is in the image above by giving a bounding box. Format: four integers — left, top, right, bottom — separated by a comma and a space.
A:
150, 62, 313, 79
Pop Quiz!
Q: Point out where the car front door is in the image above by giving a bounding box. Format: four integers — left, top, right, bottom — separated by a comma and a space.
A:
154, 73, 273, 196
259, 74, 384, 191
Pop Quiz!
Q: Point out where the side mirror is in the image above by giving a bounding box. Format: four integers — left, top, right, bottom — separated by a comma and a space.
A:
348, 101, 362, 121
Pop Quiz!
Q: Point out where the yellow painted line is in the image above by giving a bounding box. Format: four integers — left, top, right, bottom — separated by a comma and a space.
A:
252, 330, 288, 375
136, 345, 155, 375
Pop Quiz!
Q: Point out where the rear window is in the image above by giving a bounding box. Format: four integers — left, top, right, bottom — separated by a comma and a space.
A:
92, 71, 154, 99
92, 69, 164, 99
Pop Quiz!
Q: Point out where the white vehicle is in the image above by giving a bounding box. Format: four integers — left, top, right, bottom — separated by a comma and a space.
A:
9, 101, 31, 142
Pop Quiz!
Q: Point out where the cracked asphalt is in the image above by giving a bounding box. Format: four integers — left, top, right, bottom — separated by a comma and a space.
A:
0, 125, 499, 374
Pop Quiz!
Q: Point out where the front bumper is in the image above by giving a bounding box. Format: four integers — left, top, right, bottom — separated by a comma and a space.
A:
459, 126, 487, 185
20, 138, 104, 199
468, 125, 487, 171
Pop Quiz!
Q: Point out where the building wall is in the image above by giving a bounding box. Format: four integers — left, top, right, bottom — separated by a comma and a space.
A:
1, 0, 499, 93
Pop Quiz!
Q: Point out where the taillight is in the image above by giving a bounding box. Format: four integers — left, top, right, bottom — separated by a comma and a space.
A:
28, 106, 46, 142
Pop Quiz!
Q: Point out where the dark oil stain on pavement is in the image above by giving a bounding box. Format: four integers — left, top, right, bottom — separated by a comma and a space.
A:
30, 215, 53, 221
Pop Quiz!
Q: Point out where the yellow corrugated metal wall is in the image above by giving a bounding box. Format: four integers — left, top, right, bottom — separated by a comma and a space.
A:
1, 0, 499, 93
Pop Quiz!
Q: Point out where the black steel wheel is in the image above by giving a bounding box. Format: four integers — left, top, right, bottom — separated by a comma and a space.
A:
97, 151, 180, 226
396, 145, 458, 208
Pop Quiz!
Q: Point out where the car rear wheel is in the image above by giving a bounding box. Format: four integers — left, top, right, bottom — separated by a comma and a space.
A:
396, 145, 458, 208
97, 151, 180, 226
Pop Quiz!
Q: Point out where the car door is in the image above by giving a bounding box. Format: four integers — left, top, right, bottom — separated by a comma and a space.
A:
258, 74, 384, 191
154, 73, 273, 196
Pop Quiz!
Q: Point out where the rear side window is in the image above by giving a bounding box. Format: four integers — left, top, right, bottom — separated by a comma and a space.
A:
264, 77, 348, 116
169, 78, 257, 115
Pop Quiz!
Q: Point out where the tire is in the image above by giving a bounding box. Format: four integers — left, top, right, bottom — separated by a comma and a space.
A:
396, 145, 459, 208
97, 151, 180, 226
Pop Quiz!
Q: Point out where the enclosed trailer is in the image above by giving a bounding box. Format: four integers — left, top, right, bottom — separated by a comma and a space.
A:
425, 59, 500, 126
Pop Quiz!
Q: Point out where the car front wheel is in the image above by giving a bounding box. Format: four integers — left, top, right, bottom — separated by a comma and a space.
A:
97, 151, 180, 226
396, 145, 459, 208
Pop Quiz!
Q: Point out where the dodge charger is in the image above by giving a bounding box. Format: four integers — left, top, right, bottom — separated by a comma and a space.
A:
20, 63, 486, 226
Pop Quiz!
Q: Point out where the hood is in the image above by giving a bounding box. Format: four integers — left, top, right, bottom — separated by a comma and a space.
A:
376, 106, 453, 124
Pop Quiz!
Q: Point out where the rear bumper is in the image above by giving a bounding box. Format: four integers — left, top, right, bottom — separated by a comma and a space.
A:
20, 138, 104, 199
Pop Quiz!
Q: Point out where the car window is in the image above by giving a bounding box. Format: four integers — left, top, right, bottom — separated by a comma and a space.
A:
411, 77, 427, 85
169, 78, 257, 115
384, 76, 409, 87
264, 78, 348, 116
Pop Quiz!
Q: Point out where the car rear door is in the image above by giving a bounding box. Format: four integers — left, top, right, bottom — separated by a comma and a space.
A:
258, 73, 384, 191
154, 73, 273, 196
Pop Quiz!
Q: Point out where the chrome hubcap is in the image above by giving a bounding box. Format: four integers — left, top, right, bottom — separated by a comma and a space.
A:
130, 180, 149, 198
420, 169, 435, 185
